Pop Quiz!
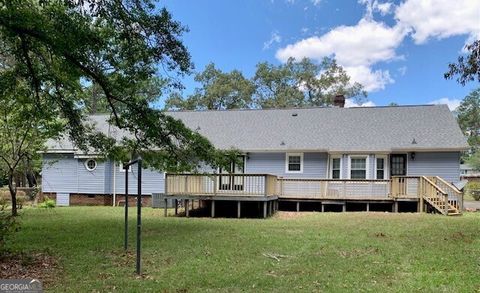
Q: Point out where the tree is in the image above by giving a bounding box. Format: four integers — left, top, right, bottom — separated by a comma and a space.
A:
445, 40, 480, 85
0, 1, 236, 187
166, 57, 366, 110
253, 57, 366, 108
166, 63, 255, 110
456, 88, 480, 170
0, 75, 63, 216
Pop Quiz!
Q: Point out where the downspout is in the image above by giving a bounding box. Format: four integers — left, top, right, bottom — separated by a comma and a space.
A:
113, 160, 116, 207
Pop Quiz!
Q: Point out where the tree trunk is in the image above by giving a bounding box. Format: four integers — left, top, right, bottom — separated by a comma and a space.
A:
8, 173, 17, 216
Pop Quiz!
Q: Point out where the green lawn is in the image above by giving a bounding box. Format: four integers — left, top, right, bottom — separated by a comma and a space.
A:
10, 207, 480, 292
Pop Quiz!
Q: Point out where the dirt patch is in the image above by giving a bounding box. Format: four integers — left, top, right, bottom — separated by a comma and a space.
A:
275, 211, 308, 219
0, 253, 59, 285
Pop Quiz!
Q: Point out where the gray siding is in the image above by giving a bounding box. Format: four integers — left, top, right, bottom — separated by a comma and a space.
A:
42, 154, 78, 193
407, 152, 461, 183
42, 154, 165, 195
245, 152, 327, 178
77, 159, 105, 194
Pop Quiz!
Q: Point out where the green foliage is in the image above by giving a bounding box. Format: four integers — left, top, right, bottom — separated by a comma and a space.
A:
166, 57, 366, 110
0, 1, 238, 176
466, 181, 480, 201
445, 40, 480, 86
0, 202, 17, 257
166, 63, 255, 110
39, 196, 55, 209
457, 88, 480, 151
253, 57, 366, 108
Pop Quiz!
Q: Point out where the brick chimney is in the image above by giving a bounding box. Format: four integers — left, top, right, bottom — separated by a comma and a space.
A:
333, 94, 345, 108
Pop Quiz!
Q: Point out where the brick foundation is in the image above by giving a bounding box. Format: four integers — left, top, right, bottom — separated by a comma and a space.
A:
40, 192, 151, 207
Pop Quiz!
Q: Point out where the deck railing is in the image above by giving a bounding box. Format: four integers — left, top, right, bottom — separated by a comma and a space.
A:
165, 173, 277, 197
277, 178, 391, 199
432, 176, 463, 211
164, 174, 462, 212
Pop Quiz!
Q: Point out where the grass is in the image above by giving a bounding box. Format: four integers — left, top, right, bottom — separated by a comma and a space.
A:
9, 207, 480, 292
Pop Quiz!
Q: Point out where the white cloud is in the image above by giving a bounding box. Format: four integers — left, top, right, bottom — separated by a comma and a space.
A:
359, 0, 394, 18
395, 0, 480, 44
276, 18, 406, 92
429, 98, 461, 111
345, 99, 376, 107
311, 0, 321, 6
397, 66, 407, 76
263, 32, 282, 50
344, 65, 394, 92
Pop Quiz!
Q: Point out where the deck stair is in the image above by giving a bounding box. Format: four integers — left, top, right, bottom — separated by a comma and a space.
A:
420, 176, 462, 216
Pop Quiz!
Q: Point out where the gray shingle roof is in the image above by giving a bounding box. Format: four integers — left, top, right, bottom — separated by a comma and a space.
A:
46, 104, 468, 153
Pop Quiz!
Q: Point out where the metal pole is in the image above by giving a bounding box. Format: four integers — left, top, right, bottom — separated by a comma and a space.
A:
136, 159, 142, 275
124, 163, 129, 250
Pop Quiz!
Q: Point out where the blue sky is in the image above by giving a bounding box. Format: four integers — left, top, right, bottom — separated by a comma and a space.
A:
162, 0, 479, 109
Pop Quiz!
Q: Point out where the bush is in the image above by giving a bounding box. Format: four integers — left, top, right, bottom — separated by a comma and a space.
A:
467, 182, 480, 201
39, 196, 55, 209
0, 203, 18, 257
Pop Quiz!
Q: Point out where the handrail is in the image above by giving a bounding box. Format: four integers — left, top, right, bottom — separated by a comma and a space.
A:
419, 176, 450, 215
434, 176, 462, 195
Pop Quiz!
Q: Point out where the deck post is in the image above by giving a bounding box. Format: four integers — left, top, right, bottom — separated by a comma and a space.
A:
237, 201, 241, 218
192, 199, 195, 210
211, 200, 215, 218
321, 203, 324, 212
366, 202, 370, 212
296, 201, 300, 212
164, 198, 168, 217
263, 201, 267, 218
174, 199, 178, 215
342, 203, 346, 212
393, 201, 398, 213
185, 199, 190, 217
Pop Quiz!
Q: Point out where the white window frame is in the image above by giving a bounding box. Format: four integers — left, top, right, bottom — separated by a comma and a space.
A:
285, 153, 303, 173
329, 155, 342, 179
375, 155, 388, 179
85, 159, 97, 171
119, 162, 132, 173
347, 155, 369, 179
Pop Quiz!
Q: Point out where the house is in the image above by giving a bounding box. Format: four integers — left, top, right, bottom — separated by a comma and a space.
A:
41, 101, 468, 216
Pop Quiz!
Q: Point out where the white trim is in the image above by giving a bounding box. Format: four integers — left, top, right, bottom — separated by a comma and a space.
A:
119, 162, 132, 173
374, 155, 388, 179
390, 153, 409, 177
347, 155, 369, 179
84, 159, 97, 171
285, 153, 304, 173
329, 155, 342, 179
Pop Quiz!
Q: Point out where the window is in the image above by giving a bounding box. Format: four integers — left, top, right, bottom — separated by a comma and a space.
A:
85, 159, 97, 171
376, 157, 386, 179
331, 157, 341, 179
350, 157, 367, 179
286, 153, 303, 173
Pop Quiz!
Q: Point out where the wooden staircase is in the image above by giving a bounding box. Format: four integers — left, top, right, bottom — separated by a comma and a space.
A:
420, 176, 462, 216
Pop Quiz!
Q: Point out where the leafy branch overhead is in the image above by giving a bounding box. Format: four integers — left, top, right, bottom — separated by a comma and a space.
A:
0, 0, 238, 171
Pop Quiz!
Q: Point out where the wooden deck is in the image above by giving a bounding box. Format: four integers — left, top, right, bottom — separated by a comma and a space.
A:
161, 173, 463, 217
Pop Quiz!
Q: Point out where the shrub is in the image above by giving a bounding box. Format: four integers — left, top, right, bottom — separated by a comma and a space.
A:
0, 203, 18, 257
39, 196, 55, 209
467, 182, 480, 201
16, 195, 27, 209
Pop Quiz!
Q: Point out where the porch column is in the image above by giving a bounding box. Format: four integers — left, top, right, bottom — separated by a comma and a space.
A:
211, 200, 215, 218
237, 201, 241, 218
164, 199, 168, 217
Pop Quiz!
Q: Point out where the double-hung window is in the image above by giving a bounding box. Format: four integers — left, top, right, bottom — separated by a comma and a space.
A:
331, 157, 341, 179
376, 157, 386, 179
350, 157, 367, 179
286, 153, 303, 173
